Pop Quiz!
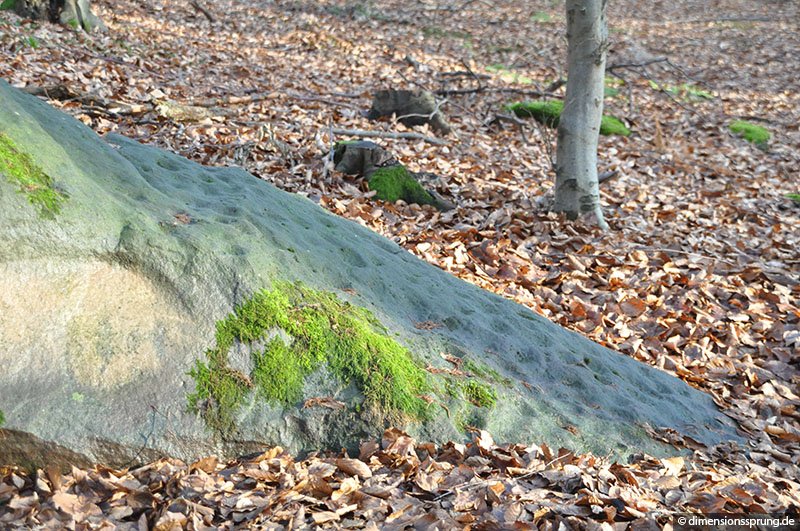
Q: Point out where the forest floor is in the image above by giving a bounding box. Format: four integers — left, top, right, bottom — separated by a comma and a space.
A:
1, 0, 798, 528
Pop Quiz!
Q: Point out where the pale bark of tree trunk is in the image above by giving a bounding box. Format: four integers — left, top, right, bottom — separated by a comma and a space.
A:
554, 0, 609, 230
12, 0, 103, 32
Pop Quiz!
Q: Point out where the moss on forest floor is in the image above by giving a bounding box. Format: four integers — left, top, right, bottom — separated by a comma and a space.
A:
729, 120, 770, 148
505, 100, 631, 136
0, 132, 68, 218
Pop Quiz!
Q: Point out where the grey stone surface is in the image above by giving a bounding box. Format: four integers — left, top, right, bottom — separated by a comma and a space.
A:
0, 80, 740, 469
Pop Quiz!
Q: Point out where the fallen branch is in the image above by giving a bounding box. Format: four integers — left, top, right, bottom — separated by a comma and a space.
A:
648, 15, 775, 26
191, 92, 275, 107
485, 113, 529, 143
598, 169, 619, 183
435, 86, 560, 98
437, 70, 491, 80
189, 0, 215, 23
23, 83, 151, 115
394, 97, 448, 124
608, 57, 668, 72
331, 128, 448, 146
190, 91, 359, 110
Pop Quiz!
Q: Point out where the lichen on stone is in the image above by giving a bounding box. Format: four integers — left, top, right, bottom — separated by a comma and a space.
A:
729, 120, 770, 148
368, 165, 438, 206
505, 100, 631, 136
189, 281, 432, 435
0, 132, 68, 218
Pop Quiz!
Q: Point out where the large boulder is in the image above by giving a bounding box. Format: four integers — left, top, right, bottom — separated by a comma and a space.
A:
0, 81, 740, 469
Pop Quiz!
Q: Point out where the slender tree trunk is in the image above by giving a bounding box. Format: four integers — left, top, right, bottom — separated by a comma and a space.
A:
12, 0, 103, 32
554, 0, 609, 230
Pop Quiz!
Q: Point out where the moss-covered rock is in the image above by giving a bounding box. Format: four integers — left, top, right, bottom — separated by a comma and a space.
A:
0, 79, 741, 469
505, 100, 631, 136
333, 140, 395, 176
189, 282, 432, 435
368, 164, 439, 207
332, 142, 448, 208
729, 120, 770, 148
0, 132, 67, 218
367, 89, 451, 134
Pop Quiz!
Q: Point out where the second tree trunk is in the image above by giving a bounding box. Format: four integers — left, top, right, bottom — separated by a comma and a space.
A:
554, 0, 609, 229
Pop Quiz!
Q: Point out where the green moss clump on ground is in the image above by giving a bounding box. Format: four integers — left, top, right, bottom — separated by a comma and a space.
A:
463, 380, 497, 408
368, 165, 438, 207
0, 132, 68, 218
729, 120, 770, 148
189, 282, 432, 435
0, 410, 4, 427
505, 100, 631, 136
600, 115, 631, 136
786, 193, 800, 203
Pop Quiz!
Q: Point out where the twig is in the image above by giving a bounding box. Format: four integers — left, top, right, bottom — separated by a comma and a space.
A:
438, 70, 491, 80
598, 170, 619, 183
23, 83, 151, 115
485, 113, 529, 143
190, 91, 359, 110
331, 128, 448, 146
732, 114, 791, 127
544, 78, 566, 92
394, 97, 448, 123
189, 0, 215, 22
647, 15, 775, 26
434, 86, 560, 98
625, 62, 704, 120
607, 57, 669, 73
287, 92, 362, 110
459, 58, 485, 90
396, 70, 481, 134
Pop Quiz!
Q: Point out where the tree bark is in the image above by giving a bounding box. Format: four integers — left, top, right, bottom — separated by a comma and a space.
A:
12, 0, 103, 32
553, 0, 609, 230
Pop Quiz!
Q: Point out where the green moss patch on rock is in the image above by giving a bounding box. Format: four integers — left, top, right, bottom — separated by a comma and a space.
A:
0, 132, 68, 218
729, 120, 770, 148
368, 164, 439, 207
462, 380, 497, 408
189, 281, 432, 435
0, 409, 5, 427
505, 100, 631, 136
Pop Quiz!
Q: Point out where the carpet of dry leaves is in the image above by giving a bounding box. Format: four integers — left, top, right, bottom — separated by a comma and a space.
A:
0, 0, 798, 528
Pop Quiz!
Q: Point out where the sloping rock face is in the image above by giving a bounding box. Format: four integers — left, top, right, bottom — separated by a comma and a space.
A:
0, 81, 740, 469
